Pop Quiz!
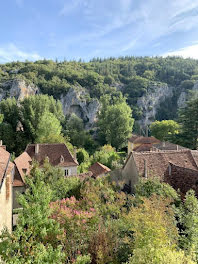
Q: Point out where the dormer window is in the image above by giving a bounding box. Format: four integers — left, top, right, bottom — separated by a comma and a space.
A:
60, 155, 64, 163
22, 168, 27, 174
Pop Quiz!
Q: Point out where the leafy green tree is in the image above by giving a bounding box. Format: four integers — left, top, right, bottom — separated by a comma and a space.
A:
35, 112, 62, 143
91, 145, 121, 169
0, 166, 65, 263
127, 196, 194, 264
0, 97, 19, 128
135, 178, 179, 202
178, 97, 198, 149
20, 94, 64, 141
177, 190, 198, 262
150, 120, 180, 141
41, 160, 81, 200
63, 114, 97, 152
77, 148, 91, 173
98, 95, 134, 149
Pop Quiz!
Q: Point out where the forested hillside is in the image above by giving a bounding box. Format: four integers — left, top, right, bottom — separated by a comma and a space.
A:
1, 56, 198, 123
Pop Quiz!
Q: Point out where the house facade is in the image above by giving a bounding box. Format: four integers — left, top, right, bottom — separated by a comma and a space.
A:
121, 149, 198, 196
0, 147, 14, 233
13, 152, 32, 209
25, 143, 78, 176
128, 135, 160, 154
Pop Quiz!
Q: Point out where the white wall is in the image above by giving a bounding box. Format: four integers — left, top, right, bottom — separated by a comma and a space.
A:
0, 172, 13, 233
61, 166, 77, 176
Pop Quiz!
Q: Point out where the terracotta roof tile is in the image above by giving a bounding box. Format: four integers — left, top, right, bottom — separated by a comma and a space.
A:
129, 136, 160, 144
133, 150, 198, 180
128, 134, 139, 143
133, 143, 153, 152
89, 162, 111, 178
25, 143, 78, 167
0, 147, 14, 189
152, 142, 188, 151
165, 163, 198, 198
14, 152, 32, 186
13, 179, 25, 187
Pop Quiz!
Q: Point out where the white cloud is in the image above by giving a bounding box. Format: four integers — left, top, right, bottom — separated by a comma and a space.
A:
163, 44, 198, 59
0, 44, 42, 63
59, 0, 198, 54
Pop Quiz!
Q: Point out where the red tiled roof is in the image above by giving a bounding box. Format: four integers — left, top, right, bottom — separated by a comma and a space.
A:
0, 147, 14, 189
89, 162, 111, 178
152, 142, 188, 151
128, 134, 139, 143
25, 143, 78, 167
132, 150, 198, 180
133, 143, 153, 152
165, 163, 198, 198
14, 152, 32, 186
128, 135, 160, 144
13, 179, 25, 187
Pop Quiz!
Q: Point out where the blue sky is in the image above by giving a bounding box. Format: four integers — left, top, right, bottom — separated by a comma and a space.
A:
1, 0, 198, 62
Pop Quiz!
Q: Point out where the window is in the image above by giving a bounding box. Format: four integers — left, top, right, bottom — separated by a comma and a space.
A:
22, 168, 27, 174
65, 169, 69, 176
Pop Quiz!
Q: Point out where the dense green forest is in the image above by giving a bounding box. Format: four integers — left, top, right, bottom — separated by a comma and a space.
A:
1, 56, 198, 158
1, 56, 198, 121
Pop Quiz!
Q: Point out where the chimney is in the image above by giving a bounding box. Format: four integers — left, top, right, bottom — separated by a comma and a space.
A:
35, 144, 39, 154
176, 145, 179, 151
73, 147, 77, 162
0, 140, 2, 146
168, 163, 172, 176
144, 159, 148, 178
162, 141, 165, 147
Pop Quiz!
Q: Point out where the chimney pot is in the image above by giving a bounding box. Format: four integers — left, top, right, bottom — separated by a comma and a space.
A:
168, 163, 172, 176
144, 159, 148, 178
35, 144, 39, 154
73, 147, 77, 162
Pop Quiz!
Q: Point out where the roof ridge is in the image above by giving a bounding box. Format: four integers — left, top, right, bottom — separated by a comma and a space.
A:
169, 161, 198, 173
132, 149, 191, 155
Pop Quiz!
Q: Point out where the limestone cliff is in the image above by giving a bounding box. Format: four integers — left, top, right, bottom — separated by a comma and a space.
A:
0, 79, 39, 100
137, 83, 174, 128
60, 87, 100, 129
177, 81, 198, 108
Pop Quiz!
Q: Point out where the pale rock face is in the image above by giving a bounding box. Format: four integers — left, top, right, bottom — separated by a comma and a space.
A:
60, 87, 100, 129
137, 83, 173, 128
1, 79, 39, 101
177, 81, 198, 108
177, 91, 187, 108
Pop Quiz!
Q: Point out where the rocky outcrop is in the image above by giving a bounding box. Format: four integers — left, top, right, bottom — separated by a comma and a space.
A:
177, 81, 198, 108
0, 79, 39, 100
137, 83, 173, 128
60, 87, 100, 129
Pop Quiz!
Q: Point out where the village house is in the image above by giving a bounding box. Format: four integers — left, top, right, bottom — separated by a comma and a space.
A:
88, 162, 111, 178
121, 149, 198, 196
13, 152, 32, 209
0, 145, 14, 233
128, 135, 160, 154
128, 134, 189, 153
25, 143, 78, 176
